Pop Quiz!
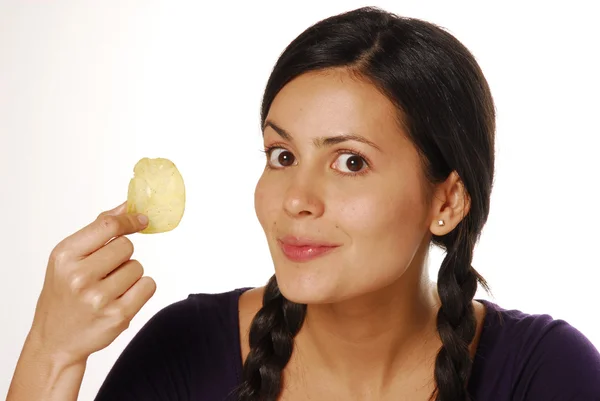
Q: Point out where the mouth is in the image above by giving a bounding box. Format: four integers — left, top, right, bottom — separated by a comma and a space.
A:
277, 235, 341, 263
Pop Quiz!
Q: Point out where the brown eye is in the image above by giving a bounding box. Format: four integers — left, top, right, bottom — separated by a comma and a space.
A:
333, 153, 367, 173
268, 148, 296, 168
345, 155, 364, 172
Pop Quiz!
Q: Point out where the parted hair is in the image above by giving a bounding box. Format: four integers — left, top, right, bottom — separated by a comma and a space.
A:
231, 6, 495, 401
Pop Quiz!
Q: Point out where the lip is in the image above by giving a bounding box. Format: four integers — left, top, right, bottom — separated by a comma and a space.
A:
277, 236, 341, 263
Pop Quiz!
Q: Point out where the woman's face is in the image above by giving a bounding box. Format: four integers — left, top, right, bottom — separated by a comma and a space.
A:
254, 69, 434, 304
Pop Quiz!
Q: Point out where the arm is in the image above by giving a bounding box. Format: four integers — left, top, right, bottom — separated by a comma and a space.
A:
6, 332, 86, 401
516, 321, 600, 400
6, 202, 154, 401
7, 297, 198, 401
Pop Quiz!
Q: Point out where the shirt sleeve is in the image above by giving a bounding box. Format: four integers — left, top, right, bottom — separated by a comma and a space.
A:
93, 291, 242, 401
93, 298, 199, 401
514, 320, 600, 401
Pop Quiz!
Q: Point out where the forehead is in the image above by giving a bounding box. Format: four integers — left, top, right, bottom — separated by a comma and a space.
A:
265, 69, 406, 142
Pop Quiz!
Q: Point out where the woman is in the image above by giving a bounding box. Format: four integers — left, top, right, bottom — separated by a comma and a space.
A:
7, 6, 600, 401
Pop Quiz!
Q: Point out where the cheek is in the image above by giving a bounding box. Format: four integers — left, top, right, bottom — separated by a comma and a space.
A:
336, 179, 428, 251
254, 173, 279, 230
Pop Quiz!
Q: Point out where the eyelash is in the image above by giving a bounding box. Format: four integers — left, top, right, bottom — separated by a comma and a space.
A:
261, 144, 371, 177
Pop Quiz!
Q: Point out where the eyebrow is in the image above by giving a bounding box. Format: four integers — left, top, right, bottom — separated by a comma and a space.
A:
263, 120, 381, 151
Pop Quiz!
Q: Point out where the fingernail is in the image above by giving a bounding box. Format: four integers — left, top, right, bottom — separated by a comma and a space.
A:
137, 214, 149, 225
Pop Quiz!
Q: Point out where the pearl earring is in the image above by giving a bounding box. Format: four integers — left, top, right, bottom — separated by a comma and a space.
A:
438, 219, 445, 226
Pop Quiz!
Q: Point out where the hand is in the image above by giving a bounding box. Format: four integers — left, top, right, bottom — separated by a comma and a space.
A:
29, 201, 157, 367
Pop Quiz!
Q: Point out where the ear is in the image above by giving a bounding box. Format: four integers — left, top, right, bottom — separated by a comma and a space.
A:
429, 171, 471, 235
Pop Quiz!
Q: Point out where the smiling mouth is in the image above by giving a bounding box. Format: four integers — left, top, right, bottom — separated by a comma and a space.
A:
277, 236, 341, 262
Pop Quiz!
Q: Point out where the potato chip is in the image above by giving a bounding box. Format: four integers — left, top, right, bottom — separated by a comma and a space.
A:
126, 157, 185, 234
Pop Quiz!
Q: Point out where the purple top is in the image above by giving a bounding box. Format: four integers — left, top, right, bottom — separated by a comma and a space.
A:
94, 288, 600, 400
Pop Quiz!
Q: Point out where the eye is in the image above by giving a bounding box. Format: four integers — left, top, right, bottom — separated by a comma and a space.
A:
267, 147, 296, 168
332, 153, 368, 173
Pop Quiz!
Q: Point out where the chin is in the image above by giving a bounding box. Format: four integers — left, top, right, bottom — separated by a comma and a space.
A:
272, 257, 404, 306
273, 259, 342, 305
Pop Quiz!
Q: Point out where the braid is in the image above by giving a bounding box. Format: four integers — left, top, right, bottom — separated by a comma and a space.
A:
232, 275, 307, 401
233, 232, 486, 401
431, 227, 483, 401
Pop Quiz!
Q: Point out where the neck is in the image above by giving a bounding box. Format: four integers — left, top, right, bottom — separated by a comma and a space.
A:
294, 261, 441, 395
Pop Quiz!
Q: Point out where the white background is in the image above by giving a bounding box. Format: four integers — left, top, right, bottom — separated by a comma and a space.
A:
1, 1, 599, 399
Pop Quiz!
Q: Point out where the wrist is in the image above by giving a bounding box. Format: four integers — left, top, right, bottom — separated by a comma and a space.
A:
7, 331, 88, 401
25, 329, 88, 371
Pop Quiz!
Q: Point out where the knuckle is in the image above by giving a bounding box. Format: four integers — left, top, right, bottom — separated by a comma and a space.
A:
85, 289, 108, 311
140, 277, 157, 298
108, 236, 134, 258
67, 271, 89, 292
50, 245, 71, 264
116, 236, 134, 255
98, 215, 120, 236
128, 259, 144, 275
106, 306, 131, 326
145, 277, 157, 292
96, 210, 109, 220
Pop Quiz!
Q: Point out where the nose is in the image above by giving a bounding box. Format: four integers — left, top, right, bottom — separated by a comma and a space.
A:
283, 176, 325, 218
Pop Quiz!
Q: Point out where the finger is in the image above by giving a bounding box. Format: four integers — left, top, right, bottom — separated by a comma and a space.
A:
104, 201, 128, 216
58, 201, 130, 257
84, 236, 135, 280
65, 210, 149, 257
116, 276, 157, 318
96, 259, 144, 302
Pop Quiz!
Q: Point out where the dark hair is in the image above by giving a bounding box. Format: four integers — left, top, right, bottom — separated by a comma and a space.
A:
232, 6, 495, 401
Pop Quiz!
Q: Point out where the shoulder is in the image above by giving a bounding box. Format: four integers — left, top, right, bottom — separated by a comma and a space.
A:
471, 299, 600, 400
237, 286, 266, 363
95, 287, 255, 401
137, 287, 251, 343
